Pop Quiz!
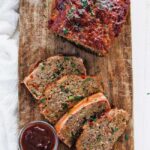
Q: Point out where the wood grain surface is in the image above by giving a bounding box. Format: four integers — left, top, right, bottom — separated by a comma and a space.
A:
19, 0, 134, 149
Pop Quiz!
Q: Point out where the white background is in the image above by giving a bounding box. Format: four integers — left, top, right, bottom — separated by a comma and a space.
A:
132, 0, 150, 150
0, 0, 150, 149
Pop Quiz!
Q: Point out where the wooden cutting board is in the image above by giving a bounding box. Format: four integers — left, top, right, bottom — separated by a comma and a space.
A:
19, 0, 134, 149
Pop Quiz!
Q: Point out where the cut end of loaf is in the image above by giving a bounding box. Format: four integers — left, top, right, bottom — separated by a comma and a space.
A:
55, 92, 110, 147
23, 56, 86, 100
76, 109, 130, 150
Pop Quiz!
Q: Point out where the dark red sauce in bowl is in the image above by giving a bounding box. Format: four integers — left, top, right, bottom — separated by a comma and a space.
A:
19, 121, 58, 150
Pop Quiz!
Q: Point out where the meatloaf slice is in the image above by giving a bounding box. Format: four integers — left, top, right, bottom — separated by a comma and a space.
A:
76, 109, 129, 150
49, 0, 130, 56
23, 56, 86, 99
55, 93, 110, 148
40, 75, 102, 124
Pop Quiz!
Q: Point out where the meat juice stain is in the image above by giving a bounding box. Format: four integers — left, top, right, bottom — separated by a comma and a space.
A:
21, 123, 55, 150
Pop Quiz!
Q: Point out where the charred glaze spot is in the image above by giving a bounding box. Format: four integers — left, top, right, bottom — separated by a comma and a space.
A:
113, 24, 121, 37
48, 20, 54, 28
56, 0, 66, 10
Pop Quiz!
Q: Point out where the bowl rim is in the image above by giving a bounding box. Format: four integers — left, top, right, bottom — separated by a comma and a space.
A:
18, 120, 59, 150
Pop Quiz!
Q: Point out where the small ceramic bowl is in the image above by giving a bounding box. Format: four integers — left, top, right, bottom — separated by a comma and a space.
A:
19, 121, 59, 150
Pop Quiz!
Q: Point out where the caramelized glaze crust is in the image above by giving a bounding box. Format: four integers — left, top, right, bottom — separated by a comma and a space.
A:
49, 0, 130, 55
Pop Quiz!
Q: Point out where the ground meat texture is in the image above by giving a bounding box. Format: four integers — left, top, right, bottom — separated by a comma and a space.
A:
55, 93, 110, 148
49, 0, 130, 56
76, 109, 129, 150
23, 56, 86, 99
40, 75, 102, 124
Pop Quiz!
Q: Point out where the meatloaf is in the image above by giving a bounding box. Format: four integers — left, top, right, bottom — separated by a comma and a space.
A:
23, 56, 86, 99
76, 109, 129, 150
49, 0, 130, 56
40, 75, 102, 124
55, 93, 110, 147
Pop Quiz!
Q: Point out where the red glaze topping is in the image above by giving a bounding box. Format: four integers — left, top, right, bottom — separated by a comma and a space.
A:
49, 0, 130, 55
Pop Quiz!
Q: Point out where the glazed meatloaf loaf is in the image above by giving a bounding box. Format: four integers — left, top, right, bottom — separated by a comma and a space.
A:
55, 93, 111, 147
49, 0, 130, 56
23, 56, 86, 99
40, 75, 102, 124
76, 109, 129, 150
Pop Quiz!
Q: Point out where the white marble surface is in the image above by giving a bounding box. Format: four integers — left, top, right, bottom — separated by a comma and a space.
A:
0, 0, 150, 149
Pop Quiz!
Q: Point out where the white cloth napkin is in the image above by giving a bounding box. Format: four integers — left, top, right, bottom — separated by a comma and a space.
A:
0, 0, 19, 150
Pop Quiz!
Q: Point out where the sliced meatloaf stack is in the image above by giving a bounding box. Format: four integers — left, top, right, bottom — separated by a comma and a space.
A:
55, 93, 111, 147
23, 55, 130, 149
23, 56, 86, 99
40, 75, 101, 124
76, 109, 129, 150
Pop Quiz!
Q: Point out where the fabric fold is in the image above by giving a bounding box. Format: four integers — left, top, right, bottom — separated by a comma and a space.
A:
0, 0, 19, 150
